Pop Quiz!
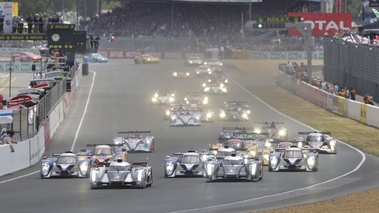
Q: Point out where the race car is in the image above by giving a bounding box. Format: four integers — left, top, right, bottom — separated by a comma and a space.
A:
169, 109, 201, 126
268, 146, 319, 172
151, 88, 176, 105
195, 65, 214, 77
86, 144, 127, 167
203, 58, 223, 67
204, 153, 263, 182
296, 131, 337, 154
183, 92, 209, 106
163, 103, 190, 120
254, 121, 288, 141
90, 158, 153, 189
209, 146, 237, 159
218, 101, 251, 120
113, 131, 155, 153
172, 71, 190, 79
203, 73, 229, 86
134, 54, 160, 64
164, 150, 214, 177
203, 82, 227, 94
40, 151, 92, 179
185, 56, 204, 66
83, 53, 109, 63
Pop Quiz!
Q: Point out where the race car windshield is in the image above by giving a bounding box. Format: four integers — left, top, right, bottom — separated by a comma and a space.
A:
225, 141, 243, 149
108, 165, 130, 172
307, 136, 323, 142
223, 159, 243, 166
94, 148, 112, 155
284, 150, 303, 158
181, 155, 200, 164
57, 156, 77, 164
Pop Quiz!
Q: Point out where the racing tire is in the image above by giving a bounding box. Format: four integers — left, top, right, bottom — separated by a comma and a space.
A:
147, 171, 153, 187
312, 167, 318, 172
206, 176, 213, 182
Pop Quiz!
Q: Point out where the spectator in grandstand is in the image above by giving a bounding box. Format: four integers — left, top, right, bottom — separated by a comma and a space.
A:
364, 94, 374, 105
33, 14, 40, 33
12, 16, 17, 33
0, 15, 4, 34
350, 87, 356, 101
26, 14, 33, 34
334, 82, 339, 95
17, 15, 24, 34
38, 14, 44, 33
344, 86, 350, 99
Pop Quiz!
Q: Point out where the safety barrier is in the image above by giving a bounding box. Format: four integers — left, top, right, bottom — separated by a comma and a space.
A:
278, 71, 379, 128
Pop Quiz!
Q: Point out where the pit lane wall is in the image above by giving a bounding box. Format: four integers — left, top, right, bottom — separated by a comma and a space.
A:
0, 66, 81, 176
277, 71, 379, 128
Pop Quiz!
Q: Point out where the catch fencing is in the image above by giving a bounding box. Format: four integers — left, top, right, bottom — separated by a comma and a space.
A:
323, 36, 379, 102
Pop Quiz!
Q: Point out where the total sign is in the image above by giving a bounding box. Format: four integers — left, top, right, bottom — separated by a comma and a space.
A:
288, 13, 352, 36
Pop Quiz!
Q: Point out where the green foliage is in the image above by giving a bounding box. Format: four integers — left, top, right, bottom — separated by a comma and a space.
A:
347, 0, 363, 23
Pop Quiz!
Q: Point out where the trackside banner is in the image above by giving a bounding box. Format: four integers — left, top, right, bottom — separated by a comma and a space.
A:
288, 13, 352, 36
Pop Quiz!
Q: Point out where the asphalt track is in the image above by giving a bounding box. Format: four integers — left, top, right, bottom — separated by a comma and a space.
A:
0, 60, 377, 213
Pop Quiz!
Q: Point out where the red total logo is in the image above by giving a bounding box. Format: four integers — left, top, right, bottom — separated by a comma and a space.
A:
288, 13, 352, 36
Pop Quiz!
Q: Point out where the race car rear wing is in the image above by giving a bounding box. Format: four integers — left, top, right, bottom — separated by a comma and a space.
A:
117, 131, 151, 134
298, 131, 331, 135
173, 150, 197, 155
255, 121, 284, 125
222, 127, 254, 131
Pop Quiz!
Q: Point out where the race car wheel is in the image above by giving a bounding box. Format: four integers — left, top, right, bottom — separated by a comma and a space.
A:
147, 171, 153, 187
206, 176, 213, 182
312, 167, 318, 172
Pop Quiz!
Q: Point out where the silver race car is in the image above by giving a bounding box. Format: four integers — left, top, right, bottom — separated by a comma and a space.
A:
172, 71, 190, 79
254, 121, 288, 141
90, 158, 153, 189
169, 109, 201, 126
113, 131, 155, 153
268, 146, 318, 172
203, 82, 227, 94
204, 153, 263, 182
151, 88, 176, 105
183, 92, 209, 106
40, 151, 92, 179
164, 151, 214, 177
297, 131, 337, 154
219, 101, 251, 120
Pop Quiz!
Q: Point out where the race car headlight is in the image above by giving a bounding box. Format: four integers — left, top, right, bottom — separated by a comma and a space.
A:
263, 154, 269, 162
147, 58, 150, 61
246, 110, 251, 114
220, 112, 226, 118
152, 97, 157, 102
79, 162, 89, 175
279, 129, 286, 136
208, 71, 212, 74
91, 169, 99, 182
220, 83, 225, 88
250, 150, 256, 157
173, 72, 177, 76
189, 60, 193, 63
297, 142, 303, 148
208, 79, 211, 83
202, 97, 209, 105
221, 87, 227, 92
265, 141, 272, 148
249, 164, 257, 175
206, 112, 212, 118
219, 63, 223, 66
307, 157, 315, 167
186, 72, 190, 76
206, 164, 214, 176
204, 87, 210, 92
270, 157, 278, 167
204, 62, 207, 65
169, 97, 175, 102
202, 83, 206, 87
254, 128, 261, 134
41, 163, 50, 175
165, 110, 170, 116
166, 163, 174, 175
137, 170, 144, 182
242, 113, 248, 119
197, 71, 200, 74
171, 116, 176, 120
212, 150, 217, 155
329, 140, 336, 147
154, 93, 158, 98
195, 116, 200, 120
225, 79, 228, 83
